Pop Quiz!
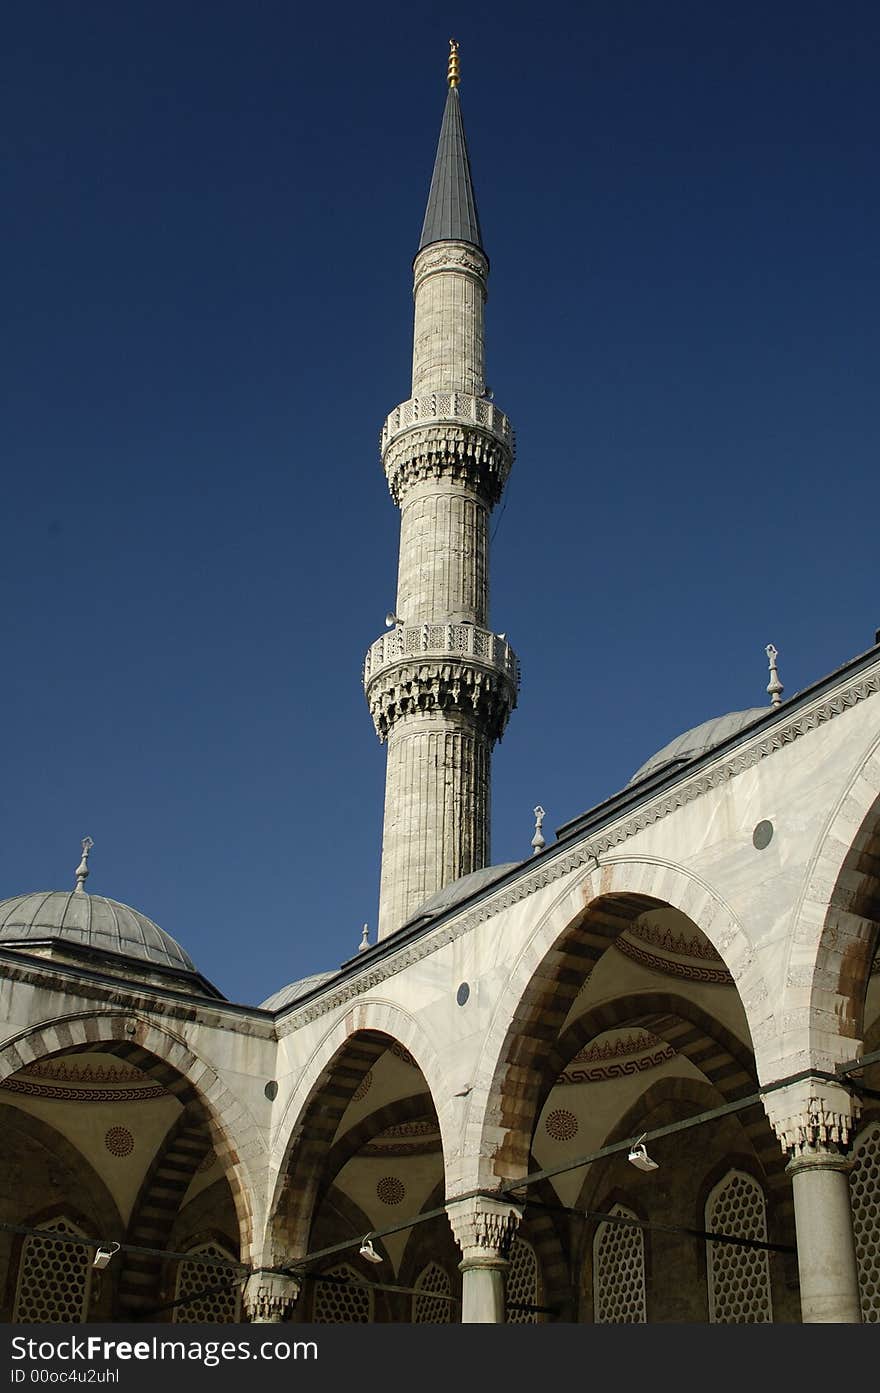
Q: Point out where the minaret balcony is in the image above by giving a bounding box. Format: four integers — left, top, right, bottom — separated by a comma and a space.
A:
381, 392, 513, 453
380, 393, 514, 505
363, 623, 519, 743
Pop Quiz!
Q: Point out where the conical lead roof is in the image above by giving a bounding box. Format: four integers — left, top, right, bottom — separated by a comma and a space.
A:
418, 85, 483, 252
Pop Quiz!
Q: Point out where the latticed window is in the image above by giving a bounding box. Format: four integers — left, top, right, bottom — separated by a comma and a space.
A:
593, 1204, 646, 1323
412, 1261, 453, 1323
850, 1121, 880, 1322
506, 1236, 540, 1323
13, 1217, 92, 1323
313, 1264, 373, 1322
173, 1242, 240, 1323
705, 1170, 772, 1323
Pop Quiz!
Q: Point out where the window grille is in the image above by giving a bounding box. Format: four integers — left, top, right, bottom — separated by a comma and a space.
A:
850, 1121, 880, 1322
13, 1218, 92, 1324
506, 1236, 540, 1323
312, 1264, 373, 1322
593, 1204, 646, 1323
706, 1170, 772, 1322
412, 1261, 453, 1323
173, 1242, 240, 1323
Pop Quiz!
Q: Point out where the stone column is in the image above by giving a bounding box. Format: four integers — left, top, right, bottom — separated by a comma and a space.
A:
447, 1196, 522, 1324
242, 1269, 301, 1323
766, 1079, 862, 1323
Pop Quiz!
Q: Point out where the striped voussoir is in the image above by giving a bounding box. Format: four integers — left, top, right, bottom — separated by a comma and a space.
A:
117, 1107, 214, 1315
272, 1031, 389, 1254
318, 1090, 437, 1210
490, 896, 659, 1177
0, 1015, 263, 1257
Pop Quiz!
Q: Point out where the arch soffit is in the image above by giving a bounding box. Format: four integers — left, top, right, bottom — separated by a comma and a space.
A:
782, 734, 880, 1064
463, 858, 767, 1177
269, 1000, 451, 1213
0, 1011, 264, 1256
0, 1101, 125, 1241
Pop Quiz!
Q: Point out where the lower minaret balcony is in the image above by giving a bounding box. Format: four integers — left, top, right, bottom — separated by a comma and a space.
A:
363, 623, 519, 744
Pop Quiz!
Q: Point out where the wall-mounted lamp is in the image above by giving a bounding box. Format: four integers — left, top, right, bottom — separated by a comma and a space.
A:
358, 1237, 383, 1264
92, 1242, 121, 1270
627, 1134, 659, 1173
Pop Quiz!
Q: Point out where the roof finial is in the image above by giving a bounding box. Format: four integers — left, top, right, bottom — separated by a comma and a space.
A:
766, 644, 784, 708
447, 38, 460, 88
358, 923, 370, 954
531, 806, 546, 856
74, 836, 94, 894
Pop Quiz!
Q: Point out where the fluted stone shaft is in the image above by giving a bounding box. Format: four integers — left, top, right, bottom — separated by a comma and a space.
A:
396, 480, 488, 626
377, 712, 490, 937
412, 242, 486, 397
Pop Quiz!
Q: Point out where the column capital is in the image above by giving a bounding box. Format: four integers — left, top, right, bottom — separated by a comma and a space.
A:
242, 1269, 301, 1323
763, 1076, 861, 1159
446, 1194, 523, 1262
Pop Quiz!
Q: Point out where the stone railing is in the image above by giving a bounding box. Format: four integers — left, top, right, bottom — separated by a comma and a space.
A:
380, 393, 513, 453
364, 622, 519, 688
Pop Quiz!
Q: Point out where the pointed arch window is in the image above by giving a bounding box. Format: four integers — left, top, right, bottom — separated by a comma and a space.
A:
173, 1241, 240, 1323
705, 1169, 772, 1323
13, 1217, 92, 1323
312, 1263, 373, 1322
506, 1235, 541, 1323
593, 1203, 646, 1323
412, 1261, 453, 1322
850, 1120, 880, 1322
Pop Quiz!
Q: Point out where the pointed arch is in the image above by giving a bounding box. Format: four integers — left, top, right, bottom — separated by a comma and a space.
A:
460, 858, 765, 1192
783, 738, 880, 1071
0, 1013, 264, 1261
268, 1002, 449, 1262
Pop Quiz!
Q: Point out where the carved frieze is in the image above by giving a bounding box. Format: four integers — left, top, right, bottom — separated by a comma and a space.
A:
382, 420, 513, 507
364, 654, 517, 743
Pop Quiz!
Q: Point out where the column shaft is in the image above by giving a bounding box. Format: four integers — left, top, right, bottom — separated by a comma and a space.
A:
459, 1256, 508, 1323
788, 1152, 861, 1323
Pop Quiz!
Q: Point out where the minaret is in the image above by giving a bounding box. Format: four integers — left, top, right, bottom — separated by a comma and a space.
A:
364, 42, 519, 939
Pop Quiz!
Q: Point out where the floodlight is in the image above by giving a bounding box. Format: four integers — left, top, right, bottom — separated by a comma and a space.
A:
627, 1134, 659, 1172
93, 1242, 120, 1270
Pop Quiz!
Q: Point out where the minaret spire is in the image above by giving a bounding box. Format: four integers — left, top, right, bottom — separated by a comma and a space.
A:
419, 42, 483, 253
364, 50, 518, 939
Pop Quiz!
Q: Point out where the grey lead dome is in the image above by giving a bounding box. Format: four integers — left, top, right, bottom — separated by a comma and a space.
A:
260, 971, 338, 1011
628, 708, 769, 786
0, 890, 196, 972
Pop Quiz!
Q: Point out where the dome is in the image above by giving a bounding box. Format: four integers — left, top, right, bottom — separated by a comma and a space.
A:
260, 971, 338, 1011
407, 862, 521, 923
628, 708, 769, 786
0, 891, 196, 973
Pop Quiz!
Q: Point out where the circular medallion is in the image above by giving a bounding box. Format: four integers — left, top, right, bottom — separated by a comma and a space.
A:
545, 1109, 578, 1142
376, 1175, 406, 1206
456, 982, 470, 1006
104, 1126, 134, 1157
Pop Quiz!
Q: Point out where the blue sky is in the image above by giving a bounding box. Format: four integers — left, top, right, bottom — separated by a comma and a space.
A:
3, 1, 878, 1005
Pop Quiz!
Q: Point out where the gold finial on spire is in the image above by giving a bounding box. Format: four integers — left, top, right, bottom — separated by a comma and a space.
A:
447, 38, 460, 88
